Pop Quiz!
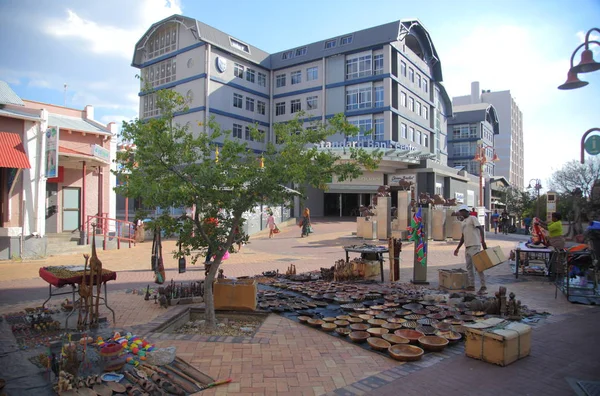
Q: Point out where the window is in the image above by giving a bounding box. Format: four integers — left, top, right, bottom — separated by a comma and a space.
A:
346, 55, 372, 79
232, 123, 243, 139
423, 106, 428, 120
409, 97, 414, 112
258, 72, 267, 87
374, 118, 384, 140
147, 23, 177, 60
276, 74, 286, 88
415, 130, 421, 145
374, 86, 384, 108
307, 67, 318, 81
306, 96, 318, 110
409, 127, 415, 141
257, 100, 266, 115
246, 68, 255, 83
282, 51, 293, 60
230, 38, 249, 53
246, 97, 255, 112
143, 58, 177, 88
142, 93, 160, 118
423, 79, 428, 93
275, 102, 285, 116
348, 117, 373, 141
401, 123, 407, 139
417, 74, 421, 89
401, 61, 407, 77
295, 47, 307, 57
416, 102, 421, 116
291, 70, 302, 85
346, 88, 358, 111
346, 87, 372, 110
234, 63, 244, 79
325, 39, 336, 49
373, 54, 384, 75
258, 129, 266, 143
423, 133, 429, 147
341, 35, 353, 45
452, 125, 479, 139
401, 92, 407, 107
409, 67, 414, 83
245, 126, 254, 141
290, 99, 301, 113
233, 93, 243, 108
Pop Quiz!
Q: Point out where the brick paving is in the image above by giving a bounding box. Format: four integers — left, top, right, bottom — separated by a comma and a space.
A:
0, 219, 598, 395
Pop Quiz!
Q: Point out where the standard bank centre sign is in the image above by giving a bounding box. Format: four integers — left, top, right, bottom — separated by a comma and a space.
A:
315, 140, 417, 151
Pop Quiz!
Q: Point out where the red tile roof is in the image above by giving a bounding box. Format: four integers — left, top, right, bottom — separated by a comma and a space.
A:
0, 132, 31, 169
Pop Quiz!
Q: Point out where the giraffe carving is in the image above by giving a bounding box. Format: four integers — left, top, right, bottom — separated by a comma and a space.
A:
77, 254, 92, 330
88, 224, 103, 327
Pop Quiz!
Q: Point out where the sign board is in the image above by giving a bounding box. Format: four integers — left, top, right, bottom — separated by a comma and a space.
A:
584, 135, 600, 155
92, 144, 110, 163
330, 172, 384, 186
455, 192, 464, 203
467, 190, 475, 207
45, 127, 59, 178
390, 174, 416, 185
315, 140, 417, 151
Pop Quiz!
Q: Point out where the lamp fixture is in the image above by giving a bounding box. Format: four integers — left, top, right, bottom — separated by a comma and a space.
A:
558, 27, 600, 90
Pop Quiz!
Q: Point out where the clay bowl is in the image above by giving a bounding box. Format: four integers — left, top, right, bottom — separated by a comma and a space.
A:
432, 322, 453, 331
388, 344, 424, 362
349, 331, 370, 343
416, 325, 437, 335
336, 315, 351, 321
307, 318, 324, 327
382, 322, 402, 331
367, 318, 387, 326
367, 337, 392, 351
322, 317, 337, 323
321, 323, 337, 332
350, 323, 369, 331
298, 316, 311, 323
435, 330, 462, 343
394, 329, 425, 343
402, 321, 418, 329
334, 320, 350, 327
358, 314, 374, 321
382, 333, 410, 345
387, 317, 407, 324
418, 335, 449, 352
335, 327, 352, 337
347, 317, 364, 324
367, 327, 389, 338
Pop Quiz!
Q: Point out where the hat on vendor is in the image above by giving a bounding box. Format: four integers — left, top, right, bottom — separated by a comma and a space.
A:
457, 204, 470, 214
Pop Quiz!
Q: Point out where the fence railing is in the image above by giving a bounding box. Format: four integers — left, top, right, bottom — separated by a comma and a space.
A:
86, 215, 136, 250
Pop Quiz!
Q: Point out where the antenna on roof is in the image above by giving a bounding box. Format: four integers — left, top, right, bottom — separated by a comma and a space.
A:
63, 83, 67, 107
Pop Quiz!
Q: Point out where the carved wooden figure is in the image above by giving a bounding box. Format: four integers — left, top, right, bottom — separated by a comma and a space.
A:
77, 254, 92, 329
88, 225, 103, 327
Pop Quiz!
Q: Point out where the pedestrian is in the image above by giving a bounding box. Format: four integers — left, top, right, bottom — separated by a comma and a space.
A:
491, 210, 500, 234
470, 207, 478, 217
266, 210, 277, 238
501, 210, 509, 235
453, 204, 488, 295
523, 216, 532, 235
300, 207, 311, 238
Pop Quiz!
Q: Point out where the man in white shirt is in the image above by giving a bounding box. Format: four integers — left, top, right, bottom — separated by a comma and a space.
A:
453, 204, 488, 294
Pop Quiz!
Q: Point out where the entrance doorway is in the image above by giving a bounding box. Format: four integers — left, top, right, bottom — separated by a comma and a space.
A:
62, 187, 80, 232
324, 193, 361, 217
46, 183, 59, 233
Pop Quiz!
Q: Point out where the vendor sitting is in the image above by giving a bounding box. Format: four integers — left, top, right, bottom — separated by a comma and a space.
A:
538, 212, 565, 250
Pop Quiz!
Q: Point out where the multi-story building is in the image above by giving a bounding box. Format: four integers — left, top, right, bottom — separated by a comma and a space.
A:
453, 82, 524, 189
132, 15, 481, 220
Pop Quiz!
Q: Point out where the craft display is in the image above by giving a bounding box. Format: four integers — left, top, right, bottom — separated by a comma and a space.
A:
4, 308, 63, 349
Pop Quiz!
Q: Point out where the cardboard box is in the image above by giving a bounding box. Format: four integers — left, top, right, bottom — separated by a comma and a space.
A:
464, 318, 531, 366
438, 269, 468, 290
213, 279, 257, 311
473, 246, 506, 272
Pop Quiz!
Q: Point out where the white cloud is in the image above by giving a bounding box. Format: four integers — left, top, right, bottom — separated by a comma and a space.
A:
28, 79, 52, 88
44, 0, 182, 59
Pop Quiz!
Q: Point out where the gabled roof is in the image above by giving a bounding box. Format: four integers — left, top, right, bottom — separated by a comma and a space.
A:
0, 81, 25, 106
448, 103, 500, 134
48, 114, 111, 135
0, 107, 42, 122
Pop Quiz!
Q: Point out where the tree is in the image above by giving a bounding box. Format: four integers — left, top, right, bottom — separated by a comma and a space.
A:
115, 89, 381, 329
504, 187, 533, 219
548, 157, 600, 198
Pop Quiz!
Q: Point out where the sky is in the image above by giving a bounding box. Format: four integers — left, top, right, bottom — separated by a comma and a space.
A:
1, 0, 599, 190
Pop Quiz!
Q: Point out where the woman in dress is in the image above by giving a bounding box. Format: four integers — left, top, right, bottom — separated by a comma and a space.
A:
266, 211, 276, 238
300, 208, 311, 238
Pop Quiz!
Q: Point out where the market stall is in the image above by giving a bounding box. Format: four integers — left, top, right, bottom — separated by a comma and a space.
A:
343, 244, 388, 282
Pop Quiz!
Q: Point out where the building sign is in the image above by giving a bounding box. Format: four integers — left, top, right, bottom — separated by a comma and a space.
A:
330, 172, 384, 186
92, 144, 110, 163
45, 127, 59, 178
315, 140, 417, 151
390, 174, 416, 185
467, 190, 475, 207
216, 57, 227, 73
455, 192, 464, 203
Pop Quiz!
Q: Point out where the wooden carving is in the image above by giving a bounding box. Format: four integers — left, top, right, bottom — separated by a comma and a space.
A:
88, 224, 103, 327
77, 254, 92, 330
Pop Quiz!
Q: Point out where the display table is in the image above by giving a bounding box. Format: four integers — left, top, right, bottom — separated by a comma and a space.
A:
513, 241, 554, 279
39, 266, 117, 328
343, 245, 388, 282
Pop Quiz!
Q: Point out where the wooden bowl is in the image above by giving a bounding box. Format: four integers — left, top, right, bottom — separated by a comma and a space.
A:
349, 331, 370, 343
298, 316, 311, 323
367, 318, 387, 326
433, 322, 453, 331
394, 329, 425, 343
334, 320, 350, 327
367, 327, 389, 338
322, 317, 337, 322
336, 315, 351, 321
387, 317, 407, 324
321, 323, 337, 332
349, 323, 369, 331
358, 314, 373, 321
307, 318, 324, 327
336, 327, 352, 336
418, 335, 449, 352
367, 337, 391, 351
347, 317, 364, 324
382, 322, 402, 330
365, 310, 382, 316
382, 333, 410, 345
435, 330, 462, 342
388, 344, 424, 362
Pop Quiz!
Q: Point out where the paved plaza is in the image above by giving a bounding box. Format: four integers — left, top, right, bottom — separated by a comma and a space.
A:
0, 219, 598, 395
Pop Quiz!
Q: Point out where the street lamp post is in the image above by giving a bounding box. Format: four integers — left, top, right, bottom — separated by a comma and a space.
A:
527, 178, 542, 218
473, 144, 499, 207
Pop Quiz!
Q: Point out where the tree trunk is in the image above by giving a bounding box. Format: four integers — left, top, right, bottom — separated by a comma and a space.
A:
203, 255, 222, 329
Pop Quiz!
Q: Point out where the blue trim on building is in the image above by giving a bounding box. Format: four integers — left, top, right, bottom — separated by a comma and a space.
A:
325, 73, 389, 89
210, 76, 270, 99
209, 108, 270, 127
345, 106, 389, 117
134, 42, 206, 68
139, 73, 207, 96
273, 86, 322, 99
174, 105, 206, 117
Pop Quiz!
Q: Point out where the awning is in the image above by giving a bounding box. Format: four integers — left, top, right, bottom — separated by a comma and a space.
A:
0, 132, 31, 169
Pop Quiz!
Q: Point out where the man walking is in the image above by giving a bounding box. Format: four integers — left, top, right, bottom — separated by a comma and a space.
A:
454, 204, 488, 294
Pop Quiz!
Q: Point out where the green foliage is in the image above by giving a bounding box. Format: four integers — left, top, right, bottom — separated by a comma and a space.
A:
504, 187, 534, 218
548, 156, 600, 198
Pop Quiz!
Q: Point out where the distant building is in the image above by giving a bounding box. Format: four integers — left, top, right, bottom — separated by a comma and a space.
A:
453, 81, 524, 189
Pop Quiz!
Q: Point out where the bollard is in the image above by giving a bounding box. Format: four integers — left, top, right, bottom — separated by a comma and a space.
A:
372, 220, 378, 240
